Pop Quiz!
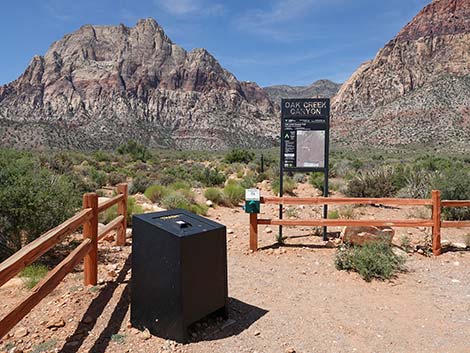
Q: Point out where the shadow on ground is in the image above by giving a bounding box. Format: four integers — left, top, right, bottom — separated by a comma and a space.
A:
186, 297, 268, 343
60, 253, 132, 353
59, 253, 267, 351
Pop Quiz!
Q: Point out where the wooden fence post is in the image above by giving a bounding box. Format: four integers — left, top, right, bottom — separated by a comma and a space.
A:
116, 183, 128, 246
83, 193, 98, 285
249, 213, 258, 251
431, 190, 442, 256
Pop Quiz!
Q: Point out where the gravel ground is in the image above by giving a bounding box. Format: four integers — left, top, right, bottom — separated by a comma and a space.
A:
1, 183, 469, 353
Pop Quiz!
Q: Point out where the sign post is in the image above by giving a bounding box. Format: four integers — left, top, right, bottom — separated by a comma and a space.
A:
279, 98, 330, 241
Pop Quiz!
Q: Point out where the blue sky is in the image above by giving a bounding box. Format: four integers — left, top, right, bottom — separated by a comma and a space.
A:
0, 0, 430, 87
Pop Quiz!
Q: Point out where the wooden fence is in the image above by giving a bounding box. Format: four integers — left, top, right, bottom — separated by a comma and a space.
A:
249, 190, 470, 255
0, 183, 128, 338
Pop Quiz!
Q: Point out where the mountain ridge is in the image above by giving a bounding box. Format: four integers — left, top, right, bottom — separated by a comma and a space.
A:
263, 79, 341, 103
331, 0, 470, 150
0, 18, 277, 150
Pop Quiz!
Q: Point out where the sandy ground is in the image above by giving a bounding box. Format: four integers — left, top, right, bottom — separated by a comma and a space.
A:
0, 182, 469, 353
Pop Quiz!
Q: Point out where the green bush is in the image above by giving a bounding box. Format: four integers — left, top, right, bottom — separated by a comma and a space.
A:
309, 172, 325, 194
161, 192, 191, 210
195, 167, 226, 187
397, 169, 434, 199
160, 190, 208, 215
432, 169, 470, 220
101, 196, 144, 226
345, 166, 400, 198
20, 264, 49, 289
89, 168, 107, 188
117, 140, 150, 162
129, 174, 153, 194
144, 185, 169, 203
271, 176, 296, 195
328, 210, 340, 219
204, 188, 225, 205
240, 175, 256, 189
224, 149, 255, 164
223, 180, 245, 206
0, 150, 79, 261
335, 241, 406, 282
107, 171, 127, 186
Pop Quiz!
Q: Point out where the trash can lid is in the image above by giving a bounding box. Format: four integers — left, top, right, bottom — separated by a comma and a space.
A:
134, 209, 225, 237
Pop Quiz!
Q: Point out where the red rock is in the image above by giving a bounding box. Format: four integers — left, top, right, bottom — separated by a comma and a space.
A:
341, 226, 395, 246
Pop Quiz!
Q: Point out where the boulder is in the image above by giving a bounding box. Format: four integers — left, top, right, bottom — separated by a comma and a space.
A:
341, 226, 395, 246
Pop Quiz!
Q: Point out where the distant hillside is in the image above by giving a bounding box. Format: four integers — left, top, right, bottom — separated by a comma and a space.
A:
263, 80, 341, 103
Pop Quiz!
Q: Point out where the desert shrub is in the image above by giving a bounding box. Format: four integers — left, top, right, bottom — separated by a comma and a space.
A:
204, 188, 225, 205
247, 162, 258, 172
39, 151, 75, 174
293, 173, 307, 183
101, 196, 144, 226
169, 181, 192, 192
107, 171, 127, 186
285, 207, 298, 218
92, 150, 111, 162
335, 241, 406, 282
309, 172, 325, 194
129, 174, 153, 194
223, 180, 245, 206
0, 150, 79, 261
328, 210, 340, 219
31, 339, 57, 353
160, 190, 207, 215
194, 167, 226, 187
224, 149, 255, 164
333, 206, 355, 219
20, 263, 49, 289
189, 203, 209, 216
144, 185, 169, 203
271, 176, 295, 195
256, 172, 269, 182
400, 235, 412, 252
345, 166, 399, 198
432, 169, 470, 220
396, 169, 434, 199
117, 140, 150, 162
89, 167, 107, 188
240, 175, 256, 189
161, 192, 191, 210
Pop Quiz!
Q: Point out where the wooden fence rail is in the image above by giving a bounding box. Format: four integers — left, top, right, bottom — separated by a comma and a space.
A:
250, 190, 470, 256
0, 183, 128, 339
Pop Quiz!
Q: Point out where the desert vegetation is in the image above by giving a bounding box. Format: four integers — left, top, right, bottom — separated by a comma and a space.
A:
1, 143, 469, 274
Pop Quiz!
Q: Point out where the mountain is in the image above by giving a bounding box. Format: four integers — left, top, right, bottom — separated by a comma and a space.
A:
332, 0, 470, 150
263, 80, 341, 103
0, 19, 277, 150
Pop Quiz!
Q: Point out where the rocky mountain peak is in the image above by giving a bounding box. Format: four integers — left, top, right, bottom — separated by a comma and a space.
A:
396, 0, 469, 41
0, 18, 276, 150
331, 0, 470, 150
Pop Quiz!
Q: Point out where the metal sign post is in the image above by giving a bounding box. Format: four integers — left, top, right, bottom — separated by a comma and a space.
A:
279, 98, 330, 241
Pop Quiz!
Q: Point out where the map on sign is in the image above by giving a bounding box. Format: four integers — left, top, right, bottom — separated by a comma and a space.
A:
296, 130, 325, 168
280, 98, 330, 172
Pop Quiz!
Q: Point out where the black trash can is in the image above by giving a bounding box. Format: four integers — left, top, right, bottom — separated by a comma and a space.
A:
131, 209, 228, 343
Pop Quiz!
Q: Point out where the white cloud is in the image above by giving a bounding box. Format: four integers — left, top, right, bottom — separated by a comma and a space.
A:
236, 0, 319, 41
155, 0, 225, 16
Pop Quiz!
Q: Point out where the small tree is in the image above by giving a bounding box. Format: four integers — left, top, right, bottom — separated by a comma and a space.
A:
117, 140, 150, 162
223, 149, 255, 164
0, 150, 79, 261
